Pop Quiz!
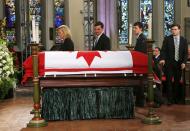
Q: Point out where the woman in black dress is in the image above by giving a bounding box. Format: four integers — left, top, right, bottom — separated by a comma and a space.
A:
51, 25, 74, 51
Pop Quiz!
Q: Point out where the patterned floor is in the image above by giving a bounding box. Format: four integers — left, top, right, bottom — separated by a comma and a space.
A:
0, 87, 190, 131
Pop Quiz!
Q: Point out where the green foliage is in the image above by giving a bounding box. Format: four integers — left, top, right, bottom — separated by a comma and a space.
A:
0, 39, 15, 100
0, 78, 15, 99
0, 39, 7, 45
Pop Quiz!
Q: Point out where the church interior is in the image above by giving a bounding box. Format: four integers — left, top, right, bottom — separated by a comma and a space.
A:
1, 0, 190, 130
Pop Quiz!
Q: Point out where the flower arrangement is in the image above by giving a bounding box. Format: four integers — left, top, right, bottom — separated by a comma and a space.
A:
0, 39, 15, 99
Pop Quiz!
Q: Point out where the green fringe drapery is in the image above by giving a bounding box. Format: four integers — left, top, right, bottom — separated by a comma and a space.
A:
42, 87, 134, 121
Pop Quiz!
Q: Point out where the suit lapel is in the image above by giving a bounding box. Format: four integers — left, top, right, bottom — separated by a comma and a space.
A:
137, 33, 142, 40
96, 34, 103, 48
136, 34, 142, 45
171, 35, 175, 50
179, 36, 183, 56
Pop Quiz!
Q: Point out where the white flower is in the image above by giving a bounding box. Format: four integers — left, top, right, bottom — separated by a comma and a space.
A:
3, 65, 9, 70
6, 71, 11, 76
4, 52, 9, 56
2, 60, 7, 64
11, 68, 14, 74
0, 43, 14, 79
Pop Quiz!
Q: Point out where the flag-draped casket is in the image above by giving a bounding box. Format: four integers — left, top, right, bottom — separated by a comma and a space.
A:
22, 51, 148, 121
22, 51, 148, 83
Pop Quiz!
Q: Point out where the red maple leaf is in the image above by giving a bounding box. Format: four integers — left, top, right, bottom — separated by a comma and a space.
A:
76, 51, 101, 67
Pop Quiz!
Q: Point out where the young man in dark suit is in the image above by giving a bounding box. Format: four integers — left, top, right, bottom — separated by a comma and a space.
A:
160, 24, 188, 105
133, 22, 147, 54
133, 22, 147, 107
92, 21, 111, 51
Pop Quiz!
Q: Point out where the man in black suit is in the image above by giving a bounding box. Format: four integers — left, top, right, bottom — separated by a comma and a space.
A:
160, 24, 188, 105
133, 22, 147, 54
133, 22, 147, 107
153, 47, 165, 107
153, 47, 162, 79
92, 21, 111, 51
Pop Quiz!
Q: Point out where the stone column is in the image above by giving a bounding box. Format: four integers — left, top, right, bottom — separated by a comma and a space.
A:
108, 0, 118, 50
41, 0, 54, 50
0, 0, 4, 20
65, 0, 85, 50
152, 0, 164, 48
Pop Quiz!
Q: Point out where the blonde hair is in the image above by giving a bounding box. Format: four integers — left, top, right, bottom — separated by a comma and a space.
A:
57, 25, 72, 39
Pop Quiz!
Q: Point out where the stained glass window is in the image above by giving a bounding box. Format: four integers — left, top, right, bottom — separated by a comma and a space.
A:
29, 0, 41, 22
164, 0, 174, 36
54, 0, 64, 43
54, 0, 64, 28
140, 0, 152, 37
5, 0, 16, 44
83, 0, 94, 50
118, 0, 129, 45
29, 0, 41, 43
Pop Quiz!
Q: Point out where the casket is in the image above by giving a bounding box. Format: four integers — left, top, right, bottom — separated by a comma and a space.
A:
22, 51, 148, 83
22, 51, 148, 120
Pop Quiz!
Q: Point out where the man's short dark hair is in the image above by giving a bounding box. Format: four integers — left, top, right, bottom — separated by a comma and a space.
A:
171, 24, 181, 29
133, 22, 144, 30
95, 21, 104, 29
154, 47, 161, 51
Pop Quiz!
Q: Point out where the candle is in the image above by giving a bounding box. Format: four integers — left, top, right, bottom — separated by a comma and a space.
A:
147, 13, 152, 39
32, 15, 36, 42
129, 24, 133, 46
35, 22, 39, 43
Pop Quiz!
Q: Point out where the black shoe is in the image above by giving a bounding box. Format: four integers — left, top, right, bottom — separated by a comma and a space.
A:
176, 100, 185, 104
135, 103, 144, 107
135, 101, 145, 107
167, 102, 172, 106
153, 103, 161, 108
166, 98, 174, 106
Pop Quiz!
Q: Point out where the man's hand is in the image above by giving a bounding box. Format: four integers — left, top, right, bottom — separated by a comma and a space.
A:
181, 63, 186, 69
159, 60, 165, 66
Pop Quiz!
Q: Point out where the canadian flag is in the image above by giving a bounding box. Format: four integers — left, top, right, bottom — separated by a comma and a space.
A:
22, 51, 148, 83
